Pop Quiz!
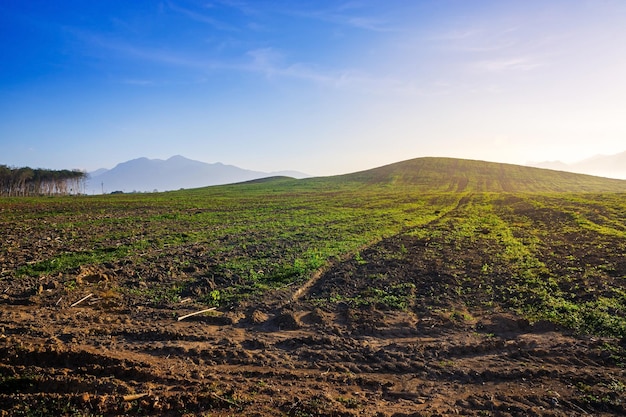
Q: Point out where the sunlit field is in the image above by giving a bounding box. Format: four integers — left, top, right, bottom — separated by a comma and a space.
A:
2, 159, 625, 416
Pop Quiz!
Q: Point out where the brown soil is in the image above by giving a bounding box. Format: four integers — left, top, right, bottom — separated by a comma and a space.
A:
1, 195, 625, 416
2, 243, 625, 416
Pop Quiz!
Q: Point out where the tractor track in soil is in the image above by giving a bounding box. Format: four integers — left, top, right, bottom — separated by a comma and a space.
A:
1, 298, 625, 416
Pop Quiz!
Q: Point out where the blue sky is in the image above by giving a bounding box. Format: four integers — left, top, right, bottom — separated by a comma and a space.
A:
1, 0, 625, 176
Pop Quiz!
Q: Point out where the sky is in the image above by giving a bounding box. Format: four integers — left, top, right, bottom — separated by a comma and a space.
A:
1, 0, 626, 176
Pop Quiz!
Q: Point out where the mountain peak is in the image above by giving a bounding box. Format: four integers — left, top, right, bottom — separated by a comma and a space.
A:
167, 155, 190, 162
88, 156, 309, 194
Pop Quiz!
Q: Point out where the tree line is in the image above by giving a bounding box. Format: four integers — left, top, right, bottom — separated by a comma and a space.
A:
0, 165, 87, 197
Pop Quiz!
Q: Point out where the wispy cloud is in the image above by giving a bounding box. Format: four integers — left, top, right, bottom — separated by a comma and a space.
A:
212, 0, 259, 16
429, 26, 521, 53
429, 28, 484, 42
245, 47, 283, 75
69, 24, 428, 97
426, 22, 549, 77
66, 26, 232, 70
244, 47, 427, 96
473, 56, 544, 72
166, 1, 238, 31
283, 4, 398, 33
344, 16, 393, 32
336, 2, 367, 13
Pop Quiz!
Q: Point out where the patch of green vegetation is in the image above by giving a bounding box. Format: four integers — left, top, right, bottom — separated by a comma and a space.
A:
336, 396, 360, 409
317, 283, 416, 310
601, 343, 626, 367
16, 245, 132, 278
492, 194, 626, 338
576, 380, 625, 409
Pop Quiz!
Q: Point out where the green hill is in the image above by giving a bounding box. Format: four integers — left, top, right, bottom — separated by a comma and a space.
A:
315, 157, 626, 192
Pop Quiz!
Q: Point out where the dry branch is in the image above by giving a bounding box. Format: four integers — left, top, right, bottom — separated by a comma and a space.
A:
123, 393, 148, 401
211, 391, 240, 407
177, 307, 217, 321
70, 293, 93, 307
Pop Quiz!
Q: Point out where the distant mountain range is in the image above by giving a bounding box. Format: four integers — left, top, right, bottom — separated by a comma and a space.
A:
86, 151, 626, 194
527, 151, 626, 180
88, 155, 309, 194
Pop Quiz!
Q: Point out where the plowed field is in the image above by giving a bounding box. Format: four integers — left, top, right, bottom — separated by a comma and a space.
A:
1, 186, 625, 416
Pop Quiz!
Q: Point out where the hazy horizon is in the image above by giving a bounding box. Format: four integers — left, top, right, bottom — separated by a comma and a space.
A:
90, 152, 626, 178
2, 1, 626, 176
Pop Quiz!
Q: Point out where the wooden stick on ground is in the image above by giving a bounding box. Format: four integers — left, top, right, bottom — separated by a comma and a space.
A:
211, 391, 240, 407
123, 393, 148, 401
70, 293, 93, 307
177, 307, 217, 321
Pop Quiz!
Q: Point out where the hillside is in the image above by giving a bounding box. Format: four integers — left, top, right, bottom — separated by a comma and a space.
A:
324, 157, 626, 192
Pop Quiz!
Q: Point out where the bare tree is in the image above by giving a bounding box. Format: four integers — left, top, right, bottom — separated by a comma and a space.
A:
0, 165, 87, 197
